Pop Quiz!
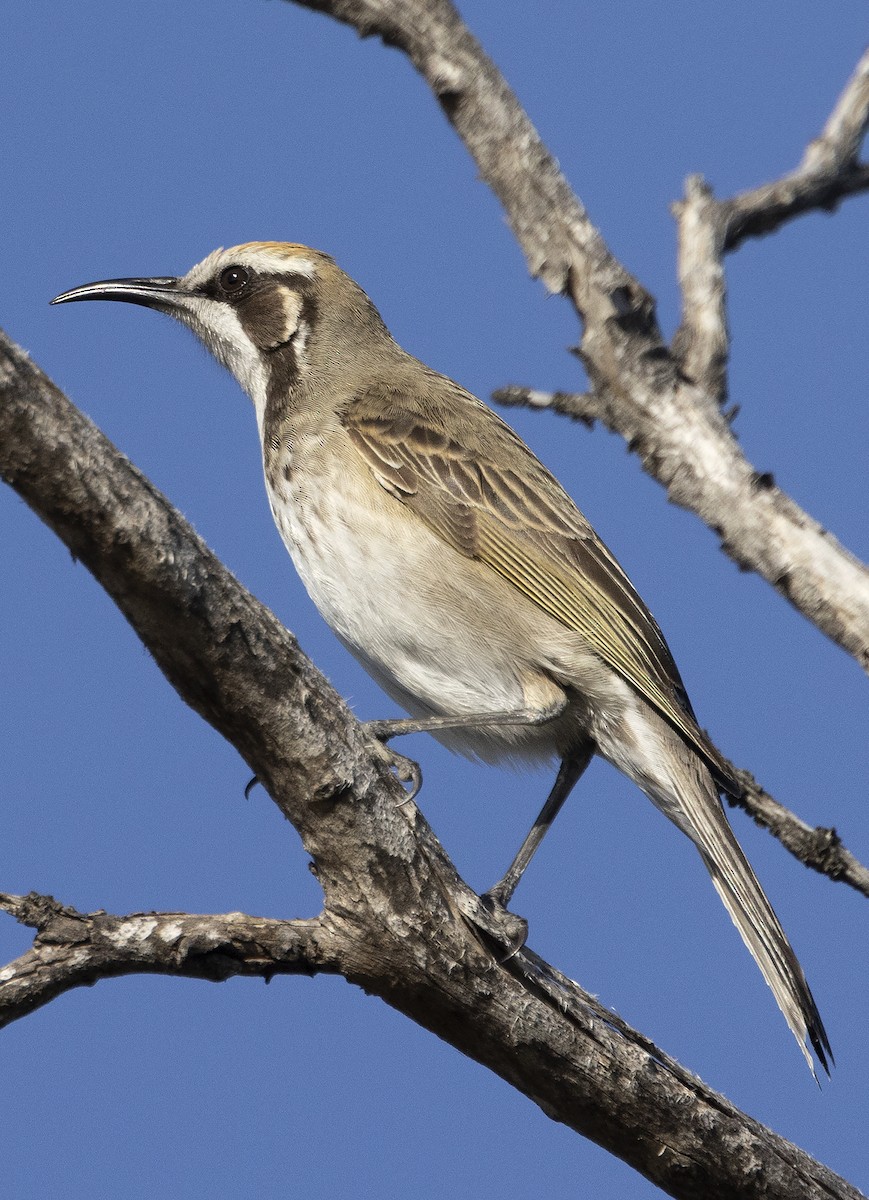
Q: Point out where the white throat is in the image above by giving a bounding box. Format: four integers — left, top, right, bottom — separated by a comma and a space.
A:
174, 294, 271, 437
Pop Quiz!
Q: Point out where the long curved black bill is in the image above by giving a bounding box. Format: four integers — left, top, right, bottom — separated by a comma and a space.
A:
51, 277, 181, 308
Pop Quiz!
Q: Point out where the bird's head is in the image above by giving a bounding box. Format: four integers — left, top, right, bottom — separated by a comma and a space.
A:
52, 242, 393, 417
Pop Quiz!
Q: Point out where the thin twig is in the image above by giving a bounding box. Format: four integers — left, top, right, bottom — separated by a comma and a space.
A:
493, 385, 605, 424
730, 775, 869, 899
722, 45, 869, 250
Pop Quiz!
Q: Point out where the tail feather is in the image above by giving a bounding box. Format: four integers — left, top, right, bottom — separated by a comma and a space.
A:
674, 768, 832, 1076
604, 702, 832, 1075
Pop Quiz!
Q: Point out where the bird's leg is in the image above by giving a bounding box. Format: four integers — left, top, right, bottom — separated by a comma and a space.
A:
364, 699, 567, 743
364, 702, 567, 807
484, 743, 594, 910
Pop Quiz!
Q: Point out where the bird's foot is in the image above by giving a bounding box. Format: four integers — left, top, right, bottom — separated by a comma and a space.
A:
364, 723, 423, 804
476, 890, 529, 960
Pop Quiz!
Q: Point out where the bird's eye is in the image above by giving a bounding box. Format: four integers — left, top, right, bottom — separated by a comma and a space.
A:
219, 265, 250, 294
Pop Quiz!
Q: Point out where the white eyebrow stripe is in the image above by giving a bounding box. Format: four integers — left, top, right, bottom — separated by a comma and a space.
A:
181, 246, 318, 291
235, 249, 316, 278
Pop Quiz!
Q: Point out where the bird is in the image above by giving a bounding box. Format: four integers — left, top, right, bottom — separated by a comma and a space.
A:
52, 241, 831, 1074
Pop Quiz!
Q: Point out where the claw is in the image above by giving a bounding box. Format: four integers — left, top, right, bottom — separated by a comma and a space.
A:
479, 891, 530, 959
391, 751, 422, 805
367, 736, 422, 804
244, 774, 261, 800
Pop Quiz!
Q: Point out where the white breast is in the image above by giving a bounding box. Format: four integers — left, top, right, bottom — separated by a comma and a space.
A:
263, 432, 533, 724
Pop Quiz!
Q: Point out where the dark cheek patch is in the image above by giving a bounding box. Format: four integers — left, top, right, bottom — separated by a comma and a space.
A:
239, 283, 301, 351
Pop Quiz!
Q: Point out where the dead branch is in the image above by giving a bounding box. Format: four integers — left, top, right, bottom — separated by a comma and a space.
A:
0, 892, 332, 1027
722, 46, 869, 249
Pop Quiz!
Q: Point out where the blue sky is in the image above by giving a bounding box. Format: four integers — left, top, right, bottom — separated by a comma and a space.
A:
2, 3, 868, 1197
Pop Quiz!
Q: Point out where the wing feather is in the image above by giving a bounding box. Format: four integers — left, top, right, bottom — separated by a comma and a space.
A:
344, 385, 738, 793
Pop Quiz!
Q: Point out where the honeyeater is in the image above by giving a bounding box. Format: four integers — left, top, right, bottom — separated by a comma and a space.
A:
53, 242, 831, 1074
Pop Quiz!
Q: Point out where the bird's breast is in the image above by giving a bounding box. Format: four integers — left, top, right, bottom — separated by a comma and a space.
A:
260, 428, 591, 752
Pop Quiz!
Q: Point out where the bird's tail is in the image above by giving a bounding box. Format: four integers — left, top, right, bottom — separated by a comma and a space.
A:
668, 759, 832, 1077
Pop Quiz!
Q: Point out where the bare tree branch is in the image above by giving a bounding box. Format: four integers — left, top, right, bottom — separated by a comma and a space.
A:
287, 0, 869, 673
0, 892, 333, 1028
807, 44, 869, 169
672, 49, 869, 382
722, 46, 869, 250
672, 175, 730, 405
2, 329, 864, 1200
493, 385, 606, 425
730, 775, 869, 899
